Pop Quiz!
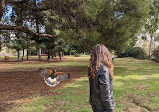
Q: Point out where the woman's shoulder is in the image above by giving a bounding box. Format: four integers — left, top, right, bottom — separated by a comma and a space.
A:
100, 65, 108, 72
96, 65, 108, 75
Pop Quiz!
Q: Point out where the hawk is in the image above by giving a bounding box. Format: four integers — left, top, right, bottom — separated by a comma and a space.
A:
38, 68, 70, 87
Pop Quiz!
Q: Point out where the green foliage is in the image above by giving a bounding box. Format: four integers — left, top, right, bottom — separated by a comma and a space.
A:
58, 0, 151, 54
143, 0, 159, 58
1, 0, 153, 55
152, 47, 159, 62
54, 38, 70, 52
95, 0, 150, 54
40, 0, 151, 54
60, 28, 101, 53
119, 47, 148, 59
145, 0, 159, 36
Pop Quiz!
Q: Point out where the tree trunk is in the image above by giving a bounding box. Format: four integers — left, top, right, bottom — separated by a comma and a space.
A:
27, 48, 29, 60
148, 37, 152, 59
51, 49, 54, 58
153, 37, 155, 51
54, 51, 56, 57
38, 48, 42, 60
59, 51, 62, 60
62, 52, 64, 57
47, 49, 51, 60
17, 50, 20, 61
22, 48, 24, 61
0, 0, 5, 20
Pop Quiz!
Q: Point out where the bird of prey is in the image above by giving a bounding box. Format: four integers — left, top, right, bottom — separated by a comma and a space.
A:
38, 68, 70, 87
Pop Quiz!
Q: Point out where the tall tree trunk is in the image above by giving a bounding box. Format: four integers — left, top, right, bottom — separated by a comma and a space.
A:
0, 0, 5, 20
51, 49, 54, 58
36, 20, 42, 61
22, 48, 24, 61
62, 52, 64, 57
153, 37, 155, 51
54, 51, 56, 57
17, 50, 20, 61
34, 0, 42, 61
53, 50, 56, 57
37, 48, 42, 60
148, 37, 152, 59
47, 49, 51, 60
27, 48, 29, 60
59, 51, 63, 60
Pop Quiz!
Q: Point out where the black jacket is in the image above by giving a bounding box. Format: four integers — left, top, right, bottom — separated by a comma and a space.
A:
89, 65, 115, 112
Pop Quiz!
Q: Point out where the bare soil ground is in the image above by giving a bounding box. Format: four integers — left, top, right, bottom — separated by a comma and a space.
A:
0, 58, 86, 112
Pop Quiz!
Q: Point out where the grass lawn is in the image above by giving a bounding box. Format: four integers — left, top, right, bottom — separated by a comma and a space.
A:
11, 56, 159, 112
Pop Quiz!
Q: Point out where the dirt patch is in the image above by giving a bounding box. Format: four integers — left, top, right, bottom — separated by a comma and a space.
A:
44, 100, 69, 112
148, 92, 159, 97
0, 66, 86, 112
0, 57, 66, 70
135, 84, 148, 91
122, 93, 159, 112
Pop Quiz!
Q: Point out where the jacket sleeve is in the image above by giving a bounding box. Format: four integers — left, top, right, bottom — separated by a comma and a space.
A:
98, 68, 114, 112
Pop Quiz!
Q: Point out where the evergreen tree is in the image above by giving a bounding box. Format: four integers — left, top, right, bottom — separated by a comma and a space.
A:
144, 0, 159, 59
0, 0, 154, 55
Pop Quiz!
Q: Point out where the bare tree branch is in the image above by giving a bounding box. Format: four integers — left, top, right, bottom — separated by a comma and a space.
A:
0, 0, 92, 37
0, 24, 57, 38
5, 0, 90, 27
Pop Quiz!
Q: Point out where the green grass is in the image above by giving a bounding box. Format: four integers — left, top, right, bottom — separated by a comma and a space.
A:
11, 56, 159, 112
51, 77, 92, 112
14, 55, 90, 68
12, 96, 53, 112
0, 56, 17, 59
17, 61, 89, 68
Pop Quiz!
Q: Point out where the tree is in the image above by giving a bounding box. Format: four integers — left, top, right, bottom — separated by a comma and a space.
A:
59, 0, 151, 54
144, 0, 159, 59
0, 33, 2, 50
95, 0, 150, 55
0, 0, 153, 55
0, 0, 83, 38
43, 38, 56, 60
4, 32, 23, 60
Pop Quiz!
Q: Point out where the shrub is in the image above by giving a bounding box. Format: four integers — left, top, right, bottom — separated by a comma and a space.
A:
75, 54, 80, 57
119, 47, 148, 59
152, 47, 159, 62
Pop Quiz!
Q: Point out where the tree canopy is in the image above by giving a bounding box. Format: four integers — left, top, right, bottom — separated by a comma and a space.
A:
0, 0, 157, 55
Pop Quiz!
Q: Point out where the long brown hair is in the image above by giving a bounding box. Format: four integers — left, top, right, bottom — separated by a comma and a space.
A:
88, 44, 114, 79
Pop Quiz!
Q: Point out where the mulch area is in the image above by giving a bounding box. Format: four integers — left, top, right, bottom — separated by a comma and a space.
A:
0, 59, 87, 112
